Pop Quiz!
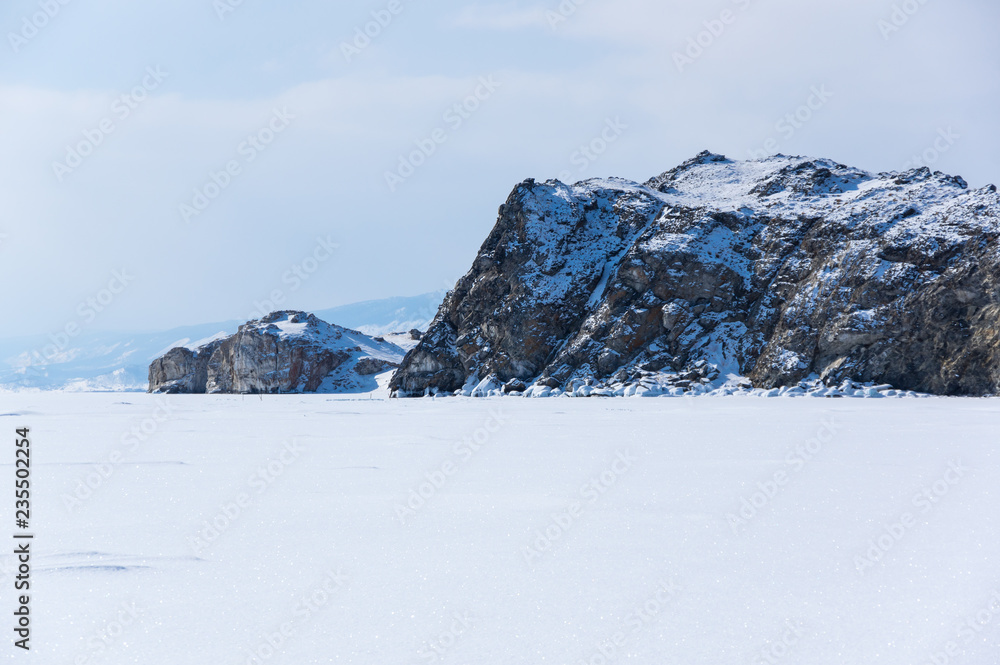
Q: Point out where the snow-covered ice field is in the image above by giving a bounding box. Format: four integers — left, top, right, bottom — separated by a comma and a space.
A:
1, 393, 998, 664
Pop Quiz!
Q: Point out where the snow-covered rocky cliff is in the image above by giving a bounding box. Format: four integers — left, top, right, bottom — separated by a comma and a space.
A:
391, 152, 1000, 397
149, 311, 406, 394
0, 293, 438, 393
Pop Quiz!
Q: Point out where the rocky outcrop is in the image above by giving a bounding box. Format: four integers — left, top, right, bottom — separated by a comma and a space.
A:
391, 152, 1000, 397
354, 357, 399, 376
147, 342, 221, 394
149, 311, 404, 394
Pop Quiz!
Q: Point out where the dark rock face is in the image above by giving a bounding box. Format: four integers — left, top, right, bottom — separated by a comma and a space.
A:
355, 357, 398, 376
149, 311, 403, 394
391, 152, 1000, 397
147, 343, 220, 394
204, 328, 350, 394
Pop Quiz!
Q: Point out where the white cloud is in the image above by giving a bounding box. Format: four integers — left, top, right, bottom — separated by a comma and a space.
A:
1, 0, 998, 335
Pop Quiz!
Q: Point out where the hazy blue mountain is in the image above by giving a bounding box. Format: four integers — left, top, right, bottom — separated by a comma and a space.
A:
0, 292, 444, 392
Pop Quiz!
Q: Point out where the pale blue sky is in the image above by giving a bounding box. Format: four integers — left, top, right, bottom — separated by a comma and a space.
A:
1, 0, 997, 336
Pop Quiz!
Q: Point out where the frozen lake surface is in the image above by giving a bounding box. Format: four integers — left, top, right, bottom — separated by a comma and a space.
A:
1, 393, 997, 664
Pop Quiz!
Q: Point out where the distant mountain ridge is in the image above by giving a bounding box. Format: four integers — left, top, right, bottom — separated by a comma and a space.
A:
0, 292, 443, 392
313, 291, 446, 336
